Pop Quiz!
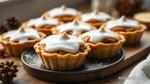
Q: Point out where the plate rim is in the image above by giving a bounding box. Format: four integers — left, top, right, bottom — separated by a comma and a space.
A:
21, 48, 125, 75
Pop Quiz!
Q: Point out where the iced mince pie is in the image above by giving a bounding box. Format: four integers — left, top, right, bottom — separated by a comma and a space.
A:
22, 16, 61, 35
0, 27, 46, 57
53, 19, 93, 36
34, 33, 90, 70
80, 26, 125, 59
43, 5, 80, 23
105, 16, 146, 44
81, 10, 111, 28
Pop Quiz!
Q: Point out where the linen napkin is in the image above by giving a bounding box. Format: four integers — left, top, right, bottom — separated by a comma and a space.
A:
124, 53, 150, 84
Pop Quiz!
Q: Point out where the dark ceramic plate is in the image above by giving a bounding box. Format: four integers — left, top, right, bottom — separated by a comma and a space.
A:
21, 47, 125, 82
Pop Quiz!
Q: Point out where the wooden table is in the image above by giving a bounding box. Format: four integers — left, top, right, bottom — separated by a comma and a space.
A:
1, 2, 150, 84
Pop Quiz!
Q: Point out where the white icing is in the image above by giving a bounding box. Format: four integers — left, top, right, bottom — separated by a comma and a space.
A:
80, 28, 119, 43
4, 28, 41, 43
81, 11, 111, 22
47, 5, 78, 17
106, 16, 140, 29
26, 17, 59, 28
56, 20, 92, 36
40, 34, 84, 53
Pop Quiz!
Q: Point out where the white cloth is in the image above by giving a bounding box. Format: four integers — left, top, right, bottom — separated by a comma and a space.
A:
124, 53, 150, 84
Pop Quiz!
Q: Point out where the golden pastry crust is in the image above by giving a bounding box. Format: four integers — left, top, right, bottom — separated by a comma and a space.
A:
42, 12, 81, 23
82, 34, 125, 59
0, 32, 46, 57
34, 43, 90, 70
111, 24, 146, 45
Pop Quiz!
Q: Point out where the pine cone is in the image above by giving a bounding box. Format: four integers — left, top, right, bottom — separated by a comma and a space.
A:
5, 16, 20, 30
0, 60, 18, 84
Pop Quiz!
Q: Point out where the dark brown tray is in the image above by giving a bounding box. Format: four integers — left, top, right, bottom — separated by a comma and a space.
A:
21, 47, 124, 82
